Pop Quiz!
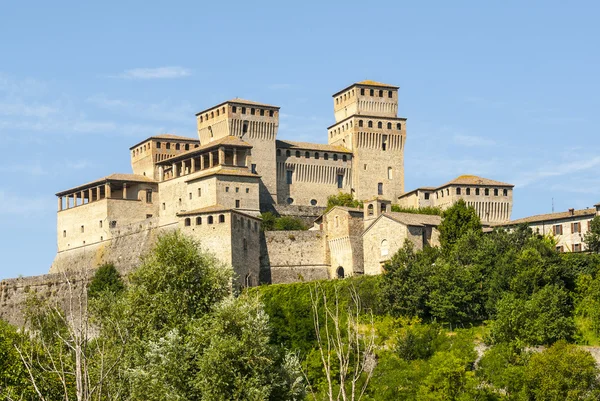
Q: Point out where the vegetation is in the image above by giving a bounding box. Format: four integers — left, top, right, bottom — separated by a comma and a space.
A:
584, 215, 600, 253
3, 201, 600, 399
390, 204, 442, 216
260, 212, 307, 231
325, 192, 362, 212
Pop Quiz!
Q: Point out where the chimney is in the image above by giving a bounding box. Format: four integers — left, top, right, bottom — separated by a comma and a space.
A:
568, 208, 575, 216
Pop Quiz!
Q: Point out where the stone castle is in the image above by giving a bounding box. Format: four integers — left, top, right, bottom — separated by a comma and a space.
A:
51, 80, 516, 286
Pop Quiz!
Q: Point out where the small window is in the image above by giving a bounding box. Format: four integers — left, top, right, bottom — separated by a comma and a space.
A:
382, 135, 388, 151
310, 199, 317, 206
360, 88, 365, 95
243, 238, 248, 251
369, 89, 374, 96
387, 167, 393, 179
251, 164, 257, 174
397, 123, 402, 130
236, 200, 240, 208
287, 198, 294, 204
424, 193, 430, 200
246, 188, 249, 193
184, 218, 191, 227
99, 220, 103, 228
286, 170, 293, 185
574, 243, 582, 252
337, 267, 345, 279
337, 174, 344, 189
333, 154, 338, 161
387, 122, 392, 129
324, 153, 329, 160
219, 214, 225, 223
81, 225, 84, 233
456, 188, 461, 195
494, 188, 499, 196
166, 143, 171, 150
485, 188, 490, 196
185, 144, 189, 151
162, 202, 166, 210
342, 155, 347, 162
315, 152, 319, 159
368, 121, 373, 128
250, 108, 255, 115
378, 121, 382, 129
296, 151, 300, 157
381, 239, 389, 256
189, 193, 192, 200
379, 90, 383, 97
242, 121, 248, 134
503, 188, 508, 196
260, 109, 265, 116
198, 188, 202, 197
388, 90, 392, 98
368, 204, 374, 216
156, 141, 162, 149
359, 120, 363, 127
553, 224, 563, 235
269, 110, 274, 117
232, 106, 237, 113
235, 187, 239, 193
146, 190, 152, 203
466, 188, 471, 195
196, 217, 202, 225
378, 183, 383, 195
572, 222, 581, 233
208, 216, 214, 224
241, 107, 246, 114
225, 187, 229, 192
276, 149, 282, 156
305, 151, 310, 158
176, 143, 180, 150
286, 150, 291, 157
110, 221, 117, 228
63, 230, 67, 238
476, 188, 480, 196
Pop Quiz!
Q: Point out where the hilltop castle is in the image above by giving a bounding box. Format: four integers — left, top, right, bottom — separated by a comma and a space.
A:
52, 81, 515, 286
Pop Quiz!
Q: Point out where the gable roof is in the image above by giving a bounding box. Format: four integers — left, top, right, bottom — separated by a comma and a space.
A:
129, 134, 199, 150
362, 212, 441, 237
195, 98, 280, 116
56, 173, 156, 196
439, 175, 514, 188
498, 208, 597, 226
158, 136, 252, 165
276, 140, 352, 154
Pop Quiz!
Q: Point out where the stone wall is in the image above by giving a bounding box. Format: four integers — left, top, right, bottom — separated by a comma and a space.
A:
260, 230, 329, 284
271, 204, 326, 227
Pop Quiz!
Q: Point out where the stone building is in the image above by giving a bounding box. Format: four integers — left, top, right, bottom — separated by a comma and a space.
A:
51, 80, 513, 286
398, 175, 514, 224
496, 204, 600, 253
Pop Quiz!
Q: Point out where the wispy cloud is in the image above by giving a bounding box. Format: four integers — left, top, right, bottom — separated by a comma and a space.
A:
0, 189, 51, 216
0, 101, 58, 118
111, 66, 192, 80
512, 156, 600, 188
453, 134, 496, 147
86, 94, 193, 123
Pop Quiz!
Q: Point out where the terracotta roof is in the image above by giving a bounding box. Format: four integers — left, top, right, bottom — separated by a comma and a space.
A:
398, 187, 436, 198
158, 136, 252, 164
183, 167, 260, 182
276, 140, 352, 154
177, 205, 261, 220
129, 134, 199, 150
385, 212, 442, 227
56, 174, 156, 196
439, 175, 514, 188
498, 208, 597, 226
332, 80, 399, 97
195, 98, 280, 116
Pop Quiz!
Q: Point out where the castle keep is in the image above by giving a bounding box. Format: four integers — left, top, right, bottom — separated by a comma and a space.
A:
51, 81, 515, 286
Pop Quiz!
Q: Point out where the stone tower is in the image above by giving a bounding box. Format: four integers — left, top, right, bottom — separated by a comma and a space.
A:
196, 99, 280, 207
328, 81, 406, 202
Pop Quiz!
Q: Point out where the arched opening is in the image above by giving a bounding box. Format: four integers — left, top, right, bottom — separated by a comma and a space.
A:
359, 120, 363, 127
196, 216, 202, 225
208, 216, 214, 224
381, 239, 389, 257
397, 123, 402, 130
368, 121, 373, 128
378, 122, 382, 129
305, 151, 310, 158
337, 266, 345, 279
184, 218, 191, 227
219, 214, 225, 223
286, 150, 291, 157
387, 122, 392, 129
277, 149, 281, 156
378, 183, 383, 195
324, 153, 329, 160
368, 204, 374, 216
296, 151, 300, 157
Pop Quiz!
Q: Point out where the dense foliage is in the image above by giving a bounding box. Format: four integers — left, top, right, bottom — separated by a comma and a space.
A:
390, 204, 442, 216
325, 192, 362, 212
260, 212, 307, 231
88, 263, 125, 298
584, 215, 600, 253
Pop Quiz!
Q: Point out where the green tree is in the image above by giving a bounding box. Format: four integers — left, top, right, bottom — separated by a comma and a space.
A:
584, 215, 600, 253
523, 341, 600, 400
260, 212, 277, 231
438, 199, 482, 250
87, 263, 125, 299
390, 205, 442, 216
273, 216, 307, 231
326, 192, 362, 212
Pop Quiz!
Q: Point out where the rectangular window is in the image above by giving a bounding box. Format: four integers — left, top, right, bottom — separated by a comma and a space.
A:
382, 135, 388, 151
225, 187, 229, 192
494, 188, 499, 196
337, 174, 344, 189
236, 200, 240, 208
235, 187, 239, 193
156, 142, 161, 149
146, 214, 153, 219
574, 243, 582, 252
286, 170, 293, 185
251, 164, 257, 174
378, 183, 383, 195
99, 221, 103, 228
81, 225, 84, 233
162, 203, 166, 210
269, 110, 274, 117
189, 193, 192, 200
198, 188, 202, 197
232, 106, 237, 113
503, 188, 508, 196
456, 188, 461, 195
246, 188, 249, 193
63, 230, 67, 238
485, 188, 490, 196
476, 188, 480, 196
556, 246, 564, 253
146, 190, 152, 203
572, 222, 581, 233
466, 188, 471, 195
553, 224, 563, 235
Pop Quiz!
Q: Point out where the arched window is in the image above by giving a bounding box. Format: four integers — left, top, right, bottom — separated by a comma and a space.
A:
243, 238, 248, 251
232, 106, 237, 113
277, 149, 281, 156
241, 107, 246, 114
369, 89, 374, 96
184, 218, 191, 227
456, 188, 461, 195
388, 167, 393, 179
219, 214, 225, 223
305, 151, 310, 158
216, 109, 219, 116
166, 143, 171, 150
397, 123, 402, 130
342, 155, 347, 162
333, 154, 338, 161
337, 266, 345, 279
208, 216, 214, 224
324, 153, 329, 160
286, 150, 291, 157
360, 88, 365, 95
379, 90, 383, 97
368, 204, 374, 216
296, 151, 300, 157
388, 90, 392, 98
378, 122, 382, 129
387, 122, 392, 129
260, 109, 265, 116
359, 120, 363, 127
381, 239, 389, 256
196, 216, 202, 225
156, 141, 162, 149
176, 143, 180, 150
185, 144, 189, 151
211, 111, 214, 118
368, 121, 373, 128
315, 152, 319, 159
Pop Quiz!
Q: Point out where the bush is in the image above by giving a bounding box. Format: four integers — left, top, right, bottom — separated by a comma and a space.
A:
88, 263, 125, 298
260, 212, 307, 231
326, 192, 362, 212
390, 205, 442, 216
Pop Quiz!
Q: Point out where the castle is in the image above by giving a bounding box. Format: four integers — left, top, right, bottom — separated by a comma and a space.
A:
52, 81, 516, 286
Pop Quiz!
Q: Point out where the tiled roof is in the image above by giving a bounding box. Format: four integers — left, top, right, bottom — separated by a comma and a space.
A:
195, 98, 280, 116
385, 212, 442, 227
56, 174, 156, 196
158, 136, 252, 164
498, 208, 597, 226
182, 166, 260, 182
129, 134, 199, 149
440, 175, 513, 188
357, 80, 397, 88
276, 140, 352, 153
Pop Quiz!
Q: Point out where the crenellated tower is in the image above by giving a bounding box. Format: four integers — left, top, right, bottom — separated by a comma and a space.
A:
196, 99, 280, 207
328, 81, 406, 202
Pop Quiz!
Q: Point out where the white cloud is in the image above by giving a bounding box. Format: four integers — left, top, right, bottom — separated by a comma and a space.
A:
0, 189, 51, 216
112, 66, 192, 80
453, 134, 496, 147
0, 101, 58, 118
512, 156, 600, 188
86, 94, 193, 124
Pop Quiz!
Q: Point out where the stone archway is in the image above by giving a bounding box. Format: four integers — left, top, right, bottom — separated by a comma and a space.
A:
336, 266, 345, 279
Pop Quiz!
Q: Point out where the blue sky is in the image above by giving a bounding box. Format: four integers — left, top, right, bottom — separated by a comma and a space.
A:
1, 1, 599, 279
